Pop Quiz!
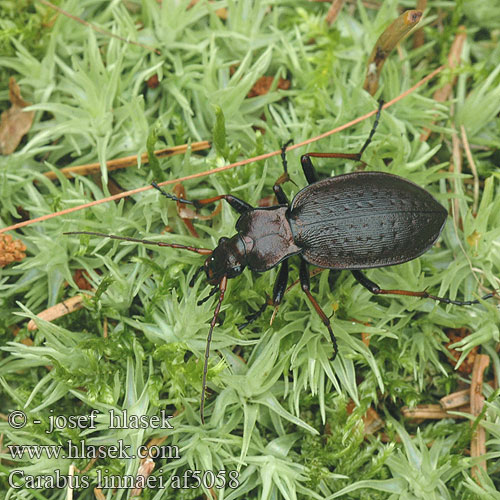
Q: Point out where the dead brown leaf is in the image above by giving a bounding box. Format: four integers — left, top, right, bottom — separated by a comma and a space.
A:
174, 184, 222, 220
73, 269, 94, 291
0, 78, 35, 155
247, 75, 290, 98
444, 327, 478, 374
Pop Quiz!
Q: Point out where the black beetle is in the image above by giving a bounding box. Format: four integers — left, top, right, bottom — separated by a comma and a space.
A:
66, 102, 494, 422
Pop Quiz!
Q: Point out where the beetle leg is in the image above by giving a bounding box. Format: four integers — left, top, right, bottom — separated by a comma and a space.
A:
358, 99, 384, 156
152, 182, 253, 214
189, 265, 205, 286
197, 284, 220, 305
300, 101, 385, 184
299, 259, 338, 360
237, 301, 269, 331
352, 270, 496, 306
300, 154, 320, 184
272, 140, 295, 204
269, 259, 290, 324
273, 183, 289, 205
272, 259, 289, 306
301, 153, 364, 184
237, 260, 290, 330
280, 139, 294, 176
200, 275, 228, 424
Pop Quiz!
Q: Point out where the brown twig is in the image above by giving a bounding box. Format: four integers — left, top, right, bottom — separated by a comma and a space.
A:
448, 130, 493, 296
450, 126, 462, 230
420, 26, 466, 141
470, 354, 489, 479
43, 141, 211, 180
460, 125, 480, 216
27, 294, 91, 331
326, 0, 345, 25
440, 389, 470, 410
402, 404, 464, 420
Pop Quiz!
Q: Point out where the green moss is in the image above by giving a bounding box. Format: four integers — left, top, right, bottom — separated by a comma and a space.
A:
0, 1, 499, 499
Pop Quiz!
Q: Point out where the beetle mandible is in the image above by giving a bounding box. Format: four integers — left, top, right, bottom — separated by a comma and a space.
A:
66, 101, 494, 423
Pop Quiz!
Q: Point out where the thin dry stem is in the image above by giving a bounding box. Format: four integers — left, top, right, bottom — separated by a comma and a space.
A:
27, 294, 91, 331
470, 354, 490, 478
450, 126, 462, 229
37, 0, 160, 54
420, 26, 466, 141
326, 0, 345, 25
43, 142, 210, 180
0, 65, 445, 235
460, 125, 479, 216
402, 404, 464, 420
448, 125, 489, 295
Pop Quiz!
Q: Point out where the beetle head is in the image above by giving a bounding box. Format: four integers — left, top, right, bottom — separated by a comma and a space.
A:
204, 235, 246, 283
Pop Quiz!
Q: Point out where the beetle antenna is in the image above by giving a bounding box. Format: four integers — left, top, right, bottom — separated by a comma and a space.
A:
64, 231, 212, 256
197, 285, 219, 306
200, 275, 228, 424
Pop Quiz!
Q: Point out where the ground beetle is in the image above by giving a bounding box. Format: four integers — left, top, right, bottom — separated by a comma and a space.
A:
66, 102, 495, 422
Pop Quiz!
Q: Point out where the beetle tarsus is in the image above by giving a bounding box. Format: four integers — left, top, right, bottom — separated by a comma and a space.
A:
152, 181, 195, 205
299, 101, 385, 185
359, 99, 384, 156
280, 139, 294, 174
152, 182, 253, 214
237, 301, 269, 330
424, 291, 496, 306
352, 270, 495, 307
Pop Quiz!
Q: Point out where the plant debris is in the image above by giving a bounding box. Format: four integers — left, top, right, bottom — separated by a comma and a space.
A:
0, 233, 26, 267
0, 78, 35, 155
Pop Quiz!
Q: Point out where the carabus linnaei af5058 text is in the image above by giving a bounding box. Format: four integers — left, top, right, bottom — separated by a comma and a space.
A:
66, 101, 495, 423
